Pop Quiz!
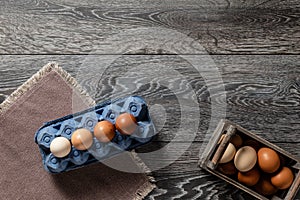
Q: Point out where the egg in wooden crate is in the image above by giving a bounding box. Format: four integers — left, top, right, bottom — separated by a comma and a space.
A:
199, 120, 300, 200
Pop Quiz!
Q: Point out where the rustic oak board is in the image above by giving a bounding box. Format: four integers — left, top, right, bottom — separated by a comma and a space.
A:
1, 55, 300, 143
0, 0, 299, 54
0, 55, 299, 199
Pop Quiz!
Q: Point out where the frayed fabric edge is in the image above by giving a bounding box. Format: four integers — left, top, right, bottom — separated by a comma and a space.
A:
0, 62, 95, 115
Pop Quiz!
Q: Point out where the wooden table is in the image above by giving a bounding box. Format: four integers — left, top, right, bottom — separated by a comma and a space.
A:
0, 1, 299, 199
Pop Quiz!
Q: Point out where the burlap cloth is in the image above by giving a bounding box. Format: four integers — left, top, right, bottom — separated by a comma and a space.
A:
0, 63, 155, 200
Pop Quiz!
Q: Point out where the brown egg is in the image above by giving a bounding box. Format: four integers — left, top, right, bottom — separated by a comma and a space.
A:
244, 139, 260, 151
257, 147, 280, 173
218, 161, 237, 175
230, 134, 243, 148
255, 177, 278, 196
238, 168, 260, 186
115, 113, 137, 135
94, 120, 116, 143
271, 167, 294, 189
71, 128, 93, 150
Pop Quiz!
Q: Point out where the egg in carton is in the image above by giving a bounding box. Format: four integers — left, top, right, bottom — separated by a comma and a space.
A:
34, 96, 156, 173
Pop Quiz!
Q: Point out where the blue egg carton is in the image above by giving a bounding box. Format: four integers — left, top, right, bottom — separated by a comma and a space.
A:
34, 96, 156, 173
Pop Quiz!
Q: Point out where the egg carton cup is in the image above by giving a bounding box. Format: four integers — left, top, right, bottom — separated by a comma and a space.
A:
35, 96, 156, 173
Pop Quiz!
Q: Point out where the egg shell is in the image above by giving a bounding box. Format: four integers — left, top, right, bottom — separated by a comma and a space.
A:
220, 143, 236, 164
217, 161, 237, 175
230, 134, 243, 148
115, 113, 137, 135
255, 177, 278, 196
257, 147, 280, 173
238, 168, 260, 186
234, 146, 257, 172
94, 120, 116, 143
50, 137, 71, 158
71, 128, 93, 150
271, 167, 294, 189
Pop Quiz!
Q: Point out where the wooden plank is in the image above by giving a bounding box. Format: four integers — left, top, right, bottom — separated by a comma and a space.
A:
1, 55, 300, 143
0, 0, 299, 54
1, 0, 299, 10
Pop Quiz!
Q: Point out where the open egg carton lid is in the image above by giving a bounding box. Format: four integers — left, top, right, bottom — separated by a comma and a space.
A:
199, 119, 300, 200
34, 96, 156, 173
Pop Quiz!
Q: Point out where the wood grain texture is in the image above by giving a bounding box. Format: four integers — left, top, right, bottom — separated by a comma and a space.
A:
0, 55, 299, 199
0, 0, 299, 199
1, 55, 300, 143
0, 0, 299, 54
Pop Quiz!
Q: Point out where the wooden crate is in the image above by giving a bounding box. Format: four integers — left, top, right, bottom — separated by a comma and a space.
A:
199, 119, 300, 200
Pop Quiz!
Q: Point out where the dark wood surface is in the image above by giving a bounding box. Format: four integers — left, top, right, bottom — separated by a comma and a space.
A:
0, 0, 299, 54
0, 0, 299, 199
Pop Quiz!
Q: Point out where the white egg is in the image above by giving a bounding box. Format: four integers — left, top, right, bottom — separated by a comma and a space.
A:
50, 137, 71, 158
220, 143, 236, 163
234, 146, 257, 172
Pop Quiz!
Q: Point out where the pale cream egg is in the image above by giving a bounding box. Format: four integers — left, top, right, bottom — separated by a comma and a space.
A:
50, 137, 71, 158
220, 143, 236, 164
234, 146, 257, 172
